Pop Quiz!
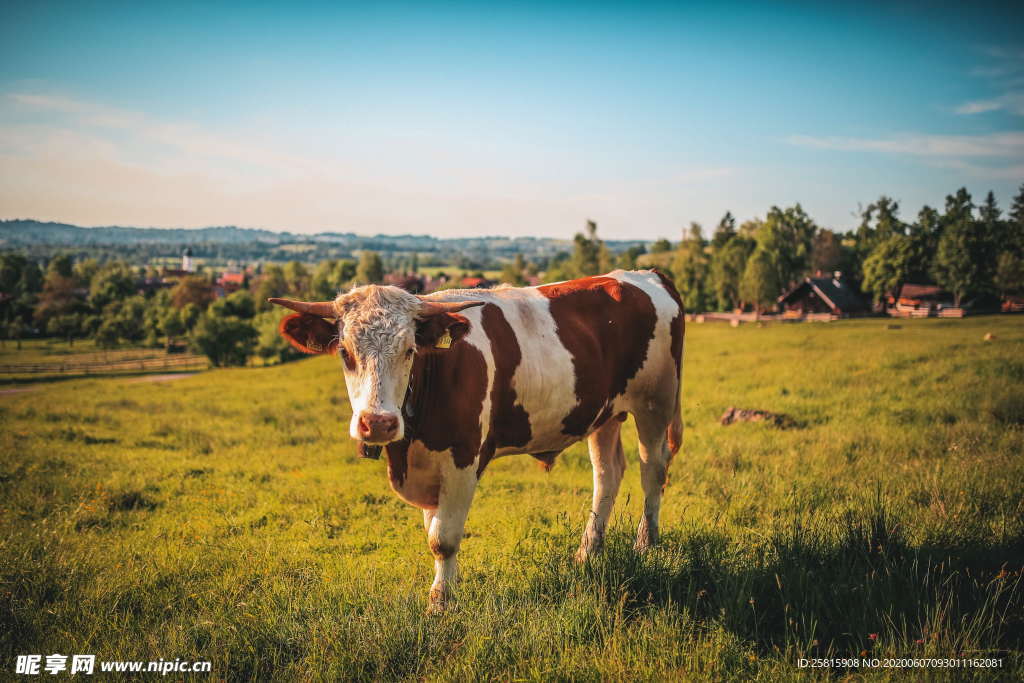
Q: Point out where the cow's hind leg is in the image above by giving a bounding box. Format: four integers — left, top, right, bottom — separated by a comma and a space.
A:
426, 462, 477, 612
633, 404, 676, 551
575, 417, 626, 562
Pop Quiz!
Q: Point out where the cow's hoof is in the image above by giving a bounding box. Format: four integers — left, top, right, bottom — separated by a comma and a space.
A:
635, 520, 658, 551
574, 545, 601, 563
426, 588, 447, 615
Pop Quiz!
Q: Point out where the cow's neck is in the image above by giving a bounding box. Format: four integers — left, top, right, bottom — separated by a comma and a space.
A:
401, 349, 443, 436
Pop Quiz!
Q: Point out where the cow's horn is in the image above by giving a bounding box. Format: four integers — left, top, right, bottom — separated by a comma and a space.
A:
417, 299, 485, 316
267, 298, 338, 318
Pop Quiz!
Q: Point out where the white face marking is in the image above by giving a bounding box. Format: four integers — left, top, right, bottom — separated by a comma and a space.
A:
334, 286, 422, 442
342, 333, 416, 441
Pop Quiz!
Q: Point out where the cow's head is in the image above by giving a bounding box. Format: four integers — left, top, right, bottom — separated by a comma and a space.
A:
269, 286, 483, 445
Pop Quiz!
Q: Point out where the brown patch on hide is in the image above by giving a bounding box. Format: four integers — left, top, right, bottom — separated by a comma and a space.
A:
537, 276, 657, 436
475, 304, 532, 476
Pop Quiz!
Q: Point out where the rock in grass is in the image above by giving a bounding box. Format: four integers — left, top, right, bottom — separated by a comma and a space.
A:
720, 406, 797, 429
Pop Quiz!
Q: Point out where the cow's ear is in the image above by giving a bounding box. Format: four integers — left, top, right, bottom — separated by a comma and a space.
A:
279, 313, 339, 354
415, 312, 471, 348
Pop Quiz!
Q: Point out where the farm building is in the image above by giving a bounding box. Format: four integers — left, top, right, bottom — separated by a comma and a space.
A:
887, 283, 956, 317
1003, 295, 1024, 313
460, 276, 494, 289
216, 271, 246, 294
777, 275, 868, 318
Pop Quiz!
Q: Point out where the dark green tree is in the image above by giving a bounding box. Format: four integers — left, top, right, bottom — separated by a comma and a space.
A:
672, 223, 710, 312
88, 261, 137, 311
739, 248, 779, 312
190, 311, 258, 367
933, 188, 984, 306
354, 251, 385, 285
711, 211, 737, 250
710, 234, 755, 310
649, 238, 672, 254
861, 235, 913, 304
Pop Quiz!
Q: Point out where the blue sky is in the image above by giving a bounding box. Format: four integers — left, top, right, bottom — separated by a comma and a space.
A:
1, 1, 1021, 239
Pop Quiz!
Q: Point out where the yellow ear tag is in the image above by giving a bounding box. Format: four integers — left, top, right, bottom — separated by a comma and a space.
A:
435, 330, 453, 349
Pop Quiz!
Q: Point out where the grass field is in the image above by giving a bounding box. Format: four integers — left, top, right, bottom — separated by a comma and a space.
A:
1, 317, 1022, 680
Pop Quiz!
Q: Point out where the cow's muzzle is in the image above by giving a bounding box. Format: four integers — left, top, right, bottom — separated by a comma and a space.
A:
356, 411, 400, 444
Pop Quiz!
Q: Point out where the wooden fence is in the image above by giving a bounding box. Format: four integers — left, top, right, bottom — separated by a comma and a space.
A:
0, 353, 208, 376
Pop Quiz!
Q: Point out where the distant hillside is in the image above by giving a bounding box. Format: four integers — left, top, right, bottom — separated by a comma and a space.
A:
0, 219, 647, 268
0, 220, 290, 246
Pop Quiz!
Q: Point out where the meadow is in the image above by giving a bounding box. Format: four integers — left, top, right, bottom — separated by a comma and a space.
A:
1, 316, 1022, 680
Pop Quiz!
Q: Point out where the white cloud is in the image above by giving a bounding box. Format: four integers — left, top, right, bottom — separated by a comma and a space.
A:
955, 92, 1024, 116
957, 45, 1024, 116
787, 132, 1024, 158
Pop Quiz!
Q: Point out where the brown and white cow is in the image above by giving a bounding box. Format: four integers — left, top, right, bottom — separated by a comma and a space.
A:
270, 269, 684, 610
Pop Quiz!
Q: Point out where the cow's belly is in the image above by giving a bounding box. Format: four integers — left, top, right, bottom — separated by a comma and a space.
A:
386, 440, 443, 509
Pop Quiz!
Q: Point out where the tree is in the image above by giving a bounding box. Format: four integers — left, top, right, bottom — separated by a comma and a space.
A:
171, 276, 215, 310
977, 191, 1002, 285
711, 212, 737, 250
739, 249, 779, 312
254, 310, 300, 364
283, 261, 310, 295
1005, 183, 1024, 258
190, 311, 257, 367
616, 245, 646, 270
755, 204, 817, 291
209, 290, 256, 320
710, 235, 755, 310
933, 189, 985, 306
906, 206, 941, 283
672, 223, 710, 312
309, 259, 356, 300
995, 252, 1024, 297
810, 229, 843, 275
1012, 183, 1024, 227
500, 254, 527, 286
569, 220, 610, 277
94, 296, 147, 348
88, 261, 136, 311
861, 235, 912, 304
649, 238, 672, 254
46, 313, 84, 346
354, 251, 384, 285
46, 253, 74, 279
34, 272, 84, 330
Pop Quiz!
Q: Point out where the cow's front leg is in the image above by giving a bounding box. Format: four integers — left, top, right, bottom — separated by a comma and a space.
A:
425, 462, 477, 612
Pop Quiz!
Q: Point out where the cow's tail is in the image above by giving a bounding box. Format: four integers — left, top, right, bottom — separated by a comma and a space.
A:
667, 390, 683, 457
650, 268, 685, 457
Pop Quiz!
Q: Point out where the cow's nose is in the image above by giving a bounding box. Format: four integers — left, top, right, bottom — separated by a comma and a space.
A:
357, 412, 399, 442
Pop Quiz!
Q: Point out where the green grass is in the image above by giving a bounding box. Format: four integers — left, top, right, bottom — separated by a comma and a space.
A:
1, 316, 1022, 680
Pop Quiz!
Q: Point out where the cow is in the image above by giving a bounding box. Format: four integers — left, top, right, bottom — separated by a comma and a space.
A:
269, 269, 684, 610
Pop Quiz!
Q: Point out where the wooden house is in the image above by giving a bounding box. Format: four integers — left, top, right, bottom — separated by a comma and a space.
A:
777, 275, 868, 318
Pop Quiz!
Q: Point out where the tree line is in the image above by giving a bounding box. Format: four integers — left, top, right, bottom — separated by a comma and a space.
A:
1, 184, 1022, 366
0, 251, 388, 366
535, 184, 1023, 312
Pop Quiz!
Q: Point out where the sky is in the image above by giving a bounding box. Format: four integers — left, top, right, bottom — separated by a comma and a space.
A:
0, 1, 1022, 240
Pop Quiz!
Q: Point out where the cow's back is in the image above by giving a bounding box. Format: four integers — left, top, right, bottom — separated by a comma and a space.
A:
444, 270, 683, 462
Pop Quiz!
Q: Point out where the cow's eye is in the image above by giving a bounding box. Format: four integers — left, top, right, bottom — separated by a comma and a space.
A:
340, 347, 356, 370
405, 348, 415, 360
